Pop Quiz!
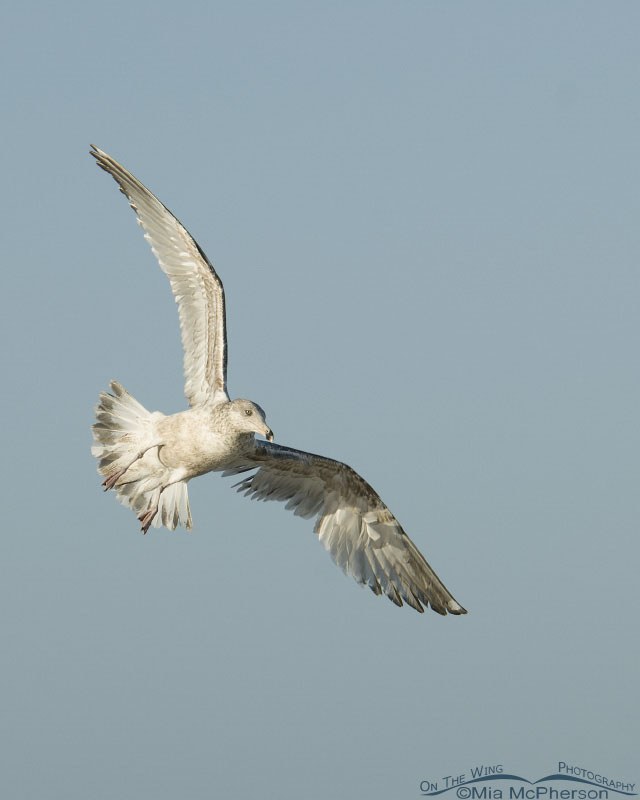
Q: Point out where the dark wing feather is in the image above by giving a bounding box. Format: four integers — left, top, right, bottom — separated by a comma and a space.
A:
225, 442, 466, 615
91, 145, 228, 407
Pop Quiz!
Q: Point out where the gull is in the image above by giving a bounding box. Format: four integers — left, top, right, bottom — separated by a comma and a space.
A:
90, 145, 467, 616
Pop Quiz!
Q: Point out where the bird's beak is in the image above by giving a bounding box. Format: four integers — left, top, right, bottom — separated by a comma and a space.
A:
265, 428, 274, 442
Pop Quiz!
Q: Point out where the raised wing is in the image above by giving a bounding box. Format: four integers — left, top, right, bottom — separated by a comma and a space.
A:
91, 145, 228, 407
225, 442, 467, 615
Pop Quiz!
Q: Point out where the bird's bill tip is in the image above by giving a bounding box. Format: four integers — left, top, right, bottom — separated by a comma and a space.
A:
265, 429, 274, 442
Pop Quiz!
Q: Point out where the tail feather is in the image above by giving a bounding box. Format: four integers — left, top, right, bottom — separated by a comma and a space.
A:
92, 381, 193, 531
157, 483, 193, 530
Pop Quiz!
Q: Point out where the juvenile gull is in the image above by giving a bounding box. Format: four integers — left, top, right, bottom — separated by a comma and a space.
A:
90, 145, 467, 616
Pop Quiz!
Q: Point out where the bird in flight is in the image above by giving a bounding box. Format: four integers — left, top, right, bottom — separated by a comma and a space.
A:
90, 145, 467, 616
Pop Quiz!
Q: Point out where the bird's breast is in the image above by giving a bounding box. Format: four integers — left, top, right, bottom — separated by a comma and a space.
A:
155, 409, 231, 477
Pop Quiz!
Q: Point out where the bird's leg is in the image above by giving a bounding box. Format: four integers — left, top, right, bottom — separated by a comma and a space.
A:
102, 471, 128, 491
138, 485, 162, 534
137, 475, 186, 534
102, 444, 161, 491
138, 506, 158, 534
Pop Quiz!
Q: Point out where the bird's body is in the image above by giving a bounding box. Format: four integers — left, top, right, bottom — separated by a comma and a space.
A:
90, 145, 467, 616
156, 406, 252, 474
94, 384, 271, 530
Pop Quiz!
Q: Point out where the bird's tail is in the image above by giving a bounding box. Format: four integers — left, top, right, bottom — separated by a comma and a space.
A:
92, 380, 192, 530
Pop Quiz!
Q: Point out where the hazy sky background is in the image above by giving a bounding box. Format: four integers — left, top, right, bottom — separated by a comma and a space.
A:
1, 2, 638, 798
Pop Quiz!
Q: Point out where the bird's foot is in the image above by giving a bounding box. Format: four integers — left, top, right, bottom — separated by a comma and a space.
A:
102, 470, 126, 491
102, 447, 158, 492
138, 507, 158, 535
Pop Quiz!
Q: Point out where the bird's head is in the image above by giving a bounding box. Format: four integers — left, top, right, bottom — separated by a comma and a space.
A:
230, 398, 274, 441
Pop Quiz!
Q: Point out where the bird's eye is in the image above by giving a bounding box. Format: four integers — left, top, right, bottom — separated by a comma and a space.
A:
245, 409, 253, 416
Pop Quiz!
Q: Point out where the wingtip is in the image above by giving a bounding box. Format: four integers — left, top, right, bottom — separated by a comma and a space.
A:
447, 599, 468, 615
89, 144, 109, 171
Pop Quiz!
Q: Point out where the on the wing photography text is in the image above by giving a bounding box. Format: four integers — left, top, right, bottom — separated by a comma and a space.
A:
420, 763, 636, 799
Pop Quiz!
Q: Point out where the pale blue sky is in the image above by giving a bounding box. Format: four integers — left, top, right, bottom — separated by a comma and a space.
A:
1, 2, 638, 798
